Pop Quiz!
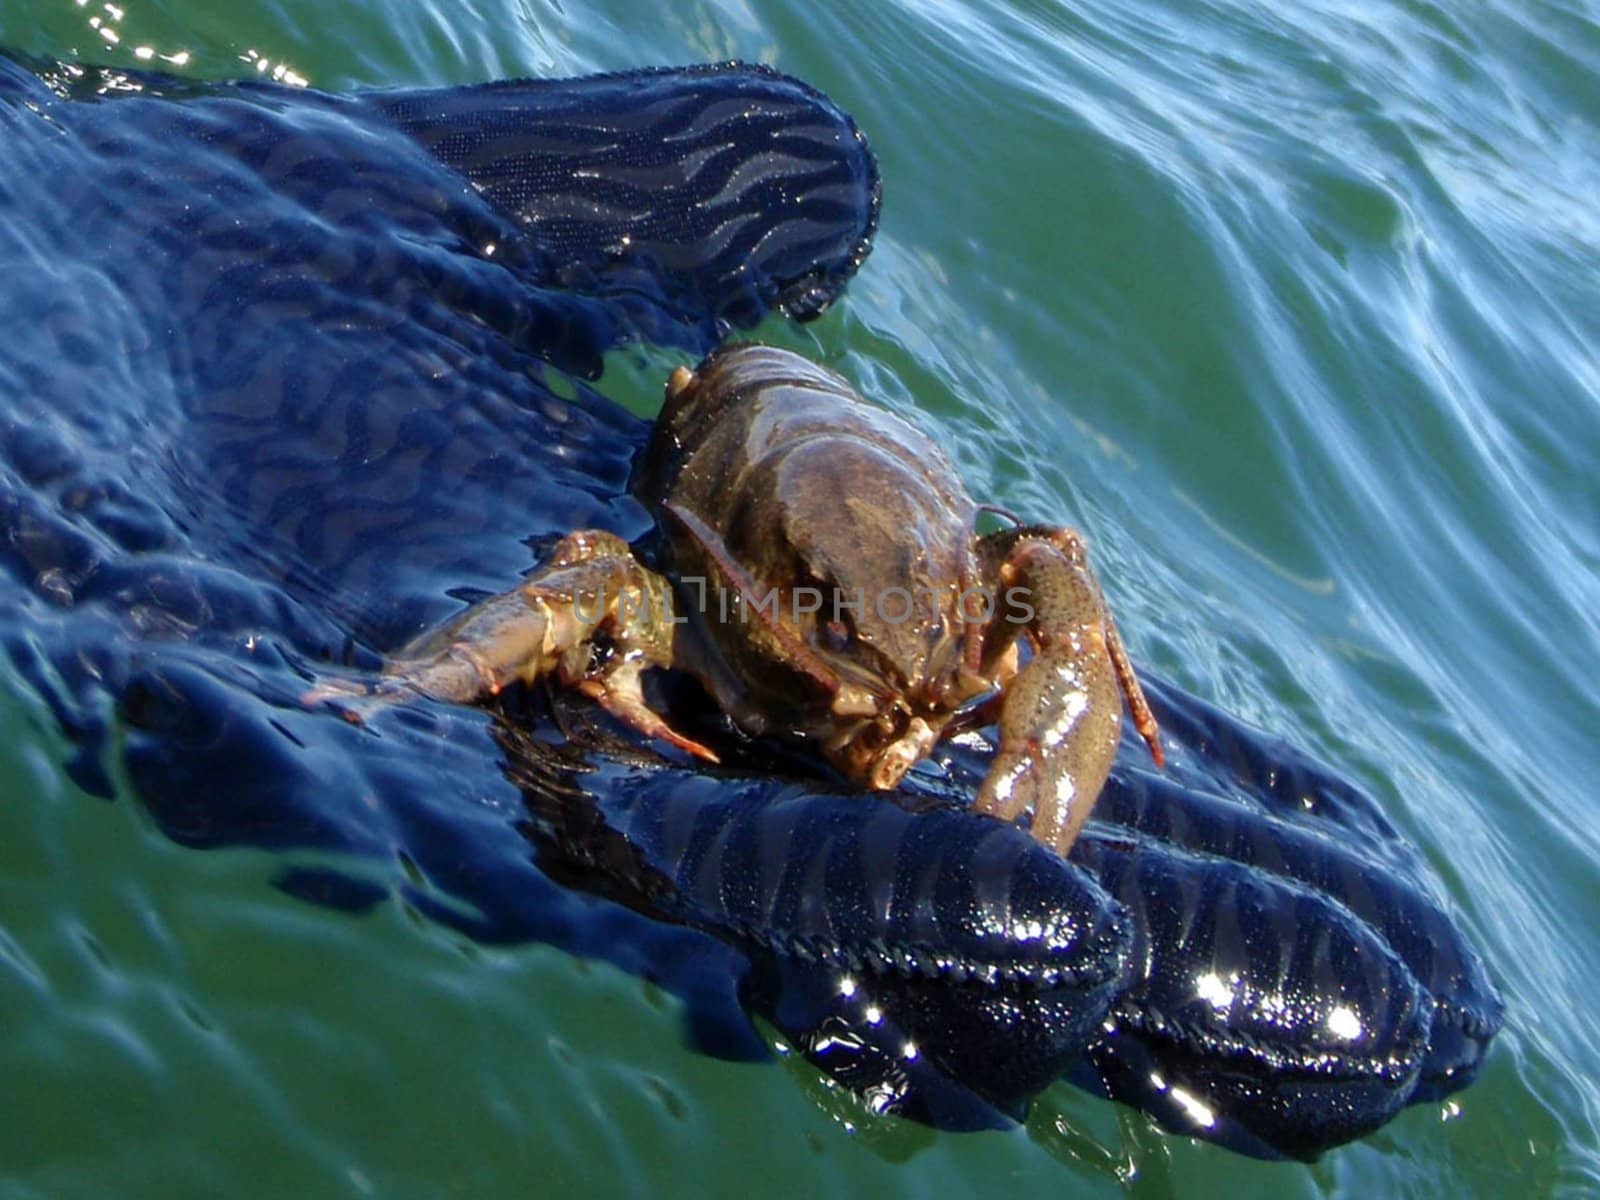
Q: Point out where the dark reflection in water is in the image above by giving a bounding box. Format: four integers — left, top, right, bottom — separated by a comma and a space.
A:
0, 52, 1497, 1160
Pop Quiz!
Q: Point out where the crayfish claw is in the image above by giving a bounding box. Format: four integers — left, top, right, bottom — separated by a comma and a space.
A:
972, 529, 1160, 856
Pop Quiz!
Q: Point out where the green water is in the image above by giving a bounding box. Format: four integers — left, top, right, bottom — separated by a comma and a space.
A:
1, 0, 1596, 1195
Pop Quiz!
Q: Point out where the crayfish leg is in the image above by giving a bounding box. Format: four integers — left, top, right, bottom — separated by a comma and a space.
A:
1102, 607, 1166, 768
576, 661, 720, 763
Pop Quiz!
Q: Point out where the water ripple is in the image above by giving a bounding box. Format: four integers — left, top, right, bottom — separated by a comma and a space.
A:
2, 0, 1597, 1194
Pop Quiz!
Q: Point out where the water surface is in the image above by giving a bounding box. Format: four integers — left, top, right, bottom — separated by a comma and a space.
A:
1, 0, 1596, 1195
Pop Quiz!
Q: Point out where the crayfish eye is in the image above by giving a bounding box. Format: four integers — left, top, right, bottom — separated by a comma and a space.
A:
819, 618, 852, 654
